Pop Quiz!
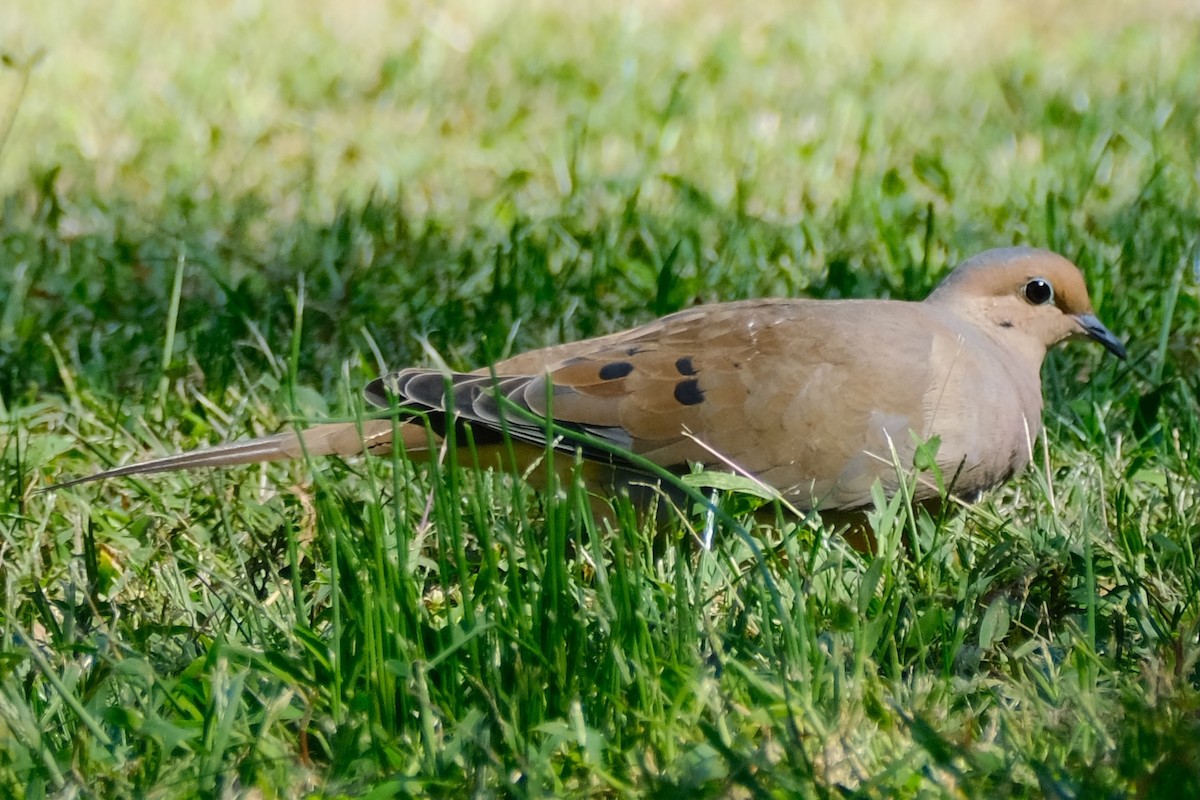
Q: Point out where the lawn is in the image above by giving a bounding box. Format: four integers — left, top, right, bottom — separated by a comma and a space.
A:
2, 0, 1199, 796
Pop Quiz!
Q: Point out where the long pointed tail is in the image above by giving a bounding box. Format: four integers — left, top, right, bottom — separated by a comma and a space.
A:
48, 419, 398, 490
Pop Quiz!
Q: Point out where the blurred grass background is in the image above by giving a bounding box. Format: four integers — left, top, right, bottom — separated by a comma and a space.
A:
2, 0, 1200, 796
1, 0, 1196, 397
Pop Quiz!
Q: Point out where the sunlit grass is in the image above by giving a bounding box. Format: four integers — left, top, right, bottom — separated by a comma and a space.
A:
2, 0, 1199, 796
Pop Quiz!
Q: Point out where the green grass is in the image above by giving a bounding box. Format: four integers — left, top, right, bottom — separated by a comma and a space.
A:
3, 0, 1200, 796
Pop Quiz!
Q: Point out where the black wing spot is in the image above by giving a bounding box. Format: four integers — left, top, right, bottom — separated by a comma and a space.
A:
674, 379, 704, 406
675, 356, 698, 376
624, 346, 645, 357
998, 320, 1014, 329
599, 361, 635, 380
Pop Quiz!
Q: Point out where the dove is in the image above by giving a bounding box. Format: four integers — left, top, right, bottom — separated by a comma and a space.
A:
52, 247, 1125, 515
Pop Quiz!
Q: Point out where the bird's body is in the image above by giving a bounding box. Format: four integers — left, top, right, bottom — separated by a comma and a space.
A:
54, 247, 1125, 513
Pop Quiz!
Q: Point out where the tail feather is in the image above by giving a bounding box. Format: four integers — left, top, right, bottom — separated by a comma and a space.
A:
48, 420, 398, 490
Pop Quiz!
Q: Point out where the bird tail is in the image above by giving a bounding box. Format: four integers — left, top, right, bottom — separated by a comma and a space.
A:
47, 419, 399, 490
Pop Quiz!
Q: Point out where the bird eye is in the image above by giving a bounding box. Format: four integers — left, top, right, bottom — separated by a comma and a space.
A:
1022, 278, 1054, 305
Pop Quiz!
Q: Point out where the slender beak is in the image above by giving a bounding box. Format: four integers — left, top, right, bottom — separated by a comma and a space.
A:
1076, 314, 1127, 360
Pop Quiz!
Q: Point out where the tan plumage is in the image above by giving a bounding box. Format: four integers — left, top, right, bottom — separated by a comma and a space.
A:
53, 247, 1126, 512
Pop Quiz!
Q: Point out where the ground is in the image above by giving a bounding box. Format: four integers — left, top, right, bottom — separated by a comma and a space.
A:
1, 1, 1199, 797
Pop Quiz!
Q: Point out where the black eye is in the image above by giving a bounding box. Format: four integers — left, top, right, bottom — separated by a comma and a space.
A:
1022, 278, 1054, 305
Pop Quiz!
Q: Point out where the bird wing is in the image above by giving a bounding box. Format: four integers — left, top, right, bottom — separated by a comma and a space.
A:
364, 298, 940, 509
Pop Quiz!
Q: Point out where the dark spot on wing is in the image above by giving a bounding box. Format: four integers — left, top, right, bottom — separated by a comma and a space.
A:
674, 379, 704, 406
675, 356, 698, 376
625, 346, 645, 357
998, 320, 1014, 328
599, 361, 634, 380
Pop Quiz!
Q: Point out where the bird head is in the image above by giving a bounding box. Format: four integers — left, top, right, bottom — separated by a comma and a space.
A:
927, 247, 1127, 360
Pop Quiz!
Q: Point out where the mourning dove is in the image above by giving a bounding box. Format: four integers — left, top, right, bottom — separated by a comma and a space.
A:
55, 247, 1125, 513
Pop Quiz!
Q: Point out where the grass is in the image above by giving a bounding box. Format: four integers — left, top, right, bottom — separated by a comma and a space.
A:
2, 0, 1200, 796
